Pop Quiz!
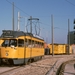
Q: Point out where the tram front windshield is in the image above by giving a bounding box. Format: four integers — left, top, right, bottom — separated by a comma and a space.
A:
2, 39, 17, 47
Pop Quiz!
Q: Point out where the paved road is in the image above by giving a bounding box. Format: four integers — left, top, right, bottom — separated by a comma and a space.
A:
64, 62, 75, 75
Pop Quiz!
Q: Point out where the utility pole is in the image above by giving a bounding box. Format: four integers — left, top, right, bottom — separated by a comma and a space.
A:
18, 12, 20, 31
12, 2, 14, 31
30, 16, 32, 33
68, 19, 70, 55
51, 15, 54, 56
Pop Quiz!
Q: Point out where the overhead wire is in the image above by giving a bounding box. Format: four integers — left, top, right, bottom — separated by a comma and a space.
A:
6, 0, 30, 16
65, 0, 75, 7
6, 0, 51, 31
6, 0, 67, 33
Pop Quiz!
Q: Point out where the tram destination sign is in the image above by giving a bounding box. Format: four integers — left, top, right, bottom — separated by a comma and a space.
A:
3, 35, 14, 38
2, 30, 14, 38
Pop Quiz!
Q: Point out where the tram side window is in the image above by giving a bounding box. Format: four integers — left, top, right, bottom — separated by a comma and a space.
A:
40, 43, 42, 48
42, 43, 44, 48
27, 39, 34, 48
37, 42, 40, 48
28, 39, 31, 47
25, 39, 28, 47
32, 40, 34, 47
39, 42, 42, 48
37, 42, 42, 48
34, 41, 42, 48
18, 39, 24, 47
35, 41, 38, 47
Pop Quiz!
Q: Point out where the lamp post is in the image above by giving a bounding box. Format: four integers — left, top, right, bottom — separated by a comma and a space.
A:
51, 15, 54, 56
12, 2, 14, 31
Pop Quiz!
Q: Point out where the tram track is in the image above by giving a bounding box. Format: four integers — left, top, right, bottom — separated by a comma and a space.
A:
0, 66, 23, 75
57, 59, 75, 75
0, 55, 58, 75
0, 55, 74, 75
0, 64, 33, 75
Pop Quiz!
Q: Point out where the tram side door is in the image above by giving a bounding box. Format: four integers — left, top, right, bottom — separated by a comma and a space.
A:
18, 39, 25, 59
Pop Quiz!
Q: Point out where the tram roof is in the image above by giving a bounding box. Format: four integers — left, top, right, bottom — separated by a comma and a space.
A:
1, 30, 44, 41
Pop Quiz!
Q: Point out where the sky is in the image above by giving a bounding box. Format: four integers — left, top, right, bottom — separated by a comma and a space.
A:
0, 0, 75, 44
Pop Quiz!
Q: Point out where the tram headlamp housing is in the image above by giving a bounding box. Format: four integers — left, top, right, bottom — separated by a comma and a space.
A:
6, 53, 8, 56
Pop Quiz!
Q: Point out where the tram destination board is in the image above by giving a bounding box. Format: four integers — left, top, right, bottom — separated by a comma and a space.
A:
1, 30, 14, 38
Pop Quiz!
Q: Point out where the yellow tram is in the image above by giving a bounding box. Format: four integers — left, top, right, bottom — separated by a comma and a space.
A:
0, 30, 44, 65
0, 39, 4, 46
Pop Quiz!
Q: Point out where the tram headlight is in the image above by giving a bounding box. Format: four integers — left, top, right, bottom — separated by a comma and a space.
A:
6, 53, 8, 56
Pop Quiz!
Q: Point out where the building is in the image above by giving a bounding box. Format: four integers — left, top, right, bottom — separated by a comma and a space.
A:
67, 31, 75, 45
